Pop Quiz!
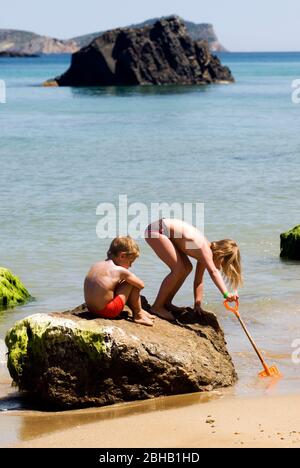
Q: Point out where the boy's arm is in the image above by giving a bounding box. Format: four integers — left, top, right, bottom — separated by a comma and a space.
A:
194, 261, 206, 308
122, 270, 145, 290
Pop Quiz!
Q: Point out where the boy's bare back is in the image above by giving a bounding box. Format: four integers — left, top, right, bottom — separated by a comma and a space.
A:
84, 260, 126, 314
84, 236, 155, 326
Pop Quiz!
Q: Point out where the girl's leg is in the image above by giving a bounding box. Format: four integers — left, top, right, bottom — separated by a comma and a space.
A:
165, 250, 193, 312
145, 234, 191, 321
115, 282, 154, 327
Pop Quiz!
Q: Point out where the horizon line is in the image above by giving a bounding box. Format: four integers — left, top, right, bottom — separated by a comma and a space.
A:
1, 17, 299, 54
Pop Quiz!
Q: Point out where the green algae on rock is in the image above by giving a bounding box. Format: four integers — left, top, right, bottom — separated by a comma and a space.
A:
280, 226, 300, 260
0, 268, 31, 309
5, 304, 237, 410
5, 313, 108, 402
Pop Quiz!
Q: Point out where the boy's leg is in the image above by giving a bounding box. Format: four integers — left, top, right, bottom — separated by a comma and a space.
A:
145, 234, 191, 321
127, 287, 155, 326
115, 282, 154, 327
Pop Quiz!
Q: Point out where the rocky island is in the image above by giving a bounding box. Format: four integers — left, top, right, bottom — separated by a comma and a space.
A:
5, 301, 237, 410
47, 17, 233, 87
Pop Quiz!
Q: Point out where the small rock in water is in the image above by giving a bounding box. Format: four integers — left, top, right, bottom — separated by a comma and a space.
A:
280, 225, 300, 260
0, 267, 31, 310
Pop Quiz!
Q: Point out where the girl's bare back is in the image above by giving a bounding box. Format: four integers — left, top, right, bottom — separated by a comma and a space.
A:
163, 218, 207, 259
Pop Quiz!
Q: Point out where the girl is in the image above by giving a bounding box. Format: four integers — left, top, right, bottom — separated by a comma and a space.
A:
145, 218, 242, 321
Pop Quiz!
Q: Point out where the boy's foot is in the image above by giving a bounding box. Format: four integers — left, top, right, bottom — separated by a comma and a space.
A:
166, 304, 189, 315
133, 310, 155, 327
151, 306, 176, 322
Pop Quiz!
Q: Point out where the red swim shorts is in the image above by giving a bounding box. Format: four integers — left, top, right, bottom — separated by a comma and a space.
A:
96, 295, 125, 319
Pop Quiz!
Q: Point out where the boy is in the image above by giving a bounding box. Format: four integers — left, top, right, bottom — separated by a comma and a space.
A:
84, 236, 155, 326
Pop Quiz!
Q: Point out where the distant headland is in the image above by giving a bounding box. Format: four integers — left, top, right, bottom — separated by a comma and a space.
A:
0, 15, 227, 56
0, 51, 39, 58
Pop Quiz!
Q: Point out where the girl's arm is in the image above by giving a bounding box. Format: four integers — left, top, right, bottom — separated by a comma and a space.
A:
199, 242, 229, 297
194, 261, 206, 307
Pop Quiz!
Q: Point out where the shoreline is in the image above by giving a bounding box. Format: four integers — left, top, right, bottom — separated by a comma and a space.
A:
1, 391, 300, 448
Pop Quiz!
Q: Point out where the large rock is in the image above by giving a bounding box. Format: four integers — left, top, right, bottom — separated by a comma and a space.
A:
49, 16, 234, 87
5, 302, 237, 410
0, 268, 31, 309
280, 225, 300, 260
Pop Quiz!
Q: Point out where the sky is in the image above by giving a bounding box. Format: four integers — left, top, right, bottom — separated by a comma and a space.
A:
2, 0, 300, 52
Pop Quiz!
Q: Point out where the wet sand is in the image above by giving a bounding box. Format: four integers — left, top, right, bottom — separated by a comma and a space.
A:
2, 393, 300, 448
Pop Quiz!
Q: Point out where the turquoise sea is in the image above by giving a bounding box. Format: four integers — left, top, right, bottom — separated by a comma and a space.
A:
0, 53, 300, 417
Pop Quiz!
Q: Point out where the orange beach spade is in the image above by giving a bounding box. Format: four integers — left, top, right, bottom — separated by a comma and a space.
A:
224, 299, 281, 378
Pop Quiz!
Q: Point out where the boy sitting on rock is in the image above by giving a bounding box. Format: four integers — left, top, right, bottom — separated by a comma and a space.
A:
84, 236, 155, 326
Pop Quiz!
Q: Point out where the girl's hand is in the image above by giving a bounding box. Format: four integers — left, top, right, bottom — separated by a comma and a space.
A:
226, 293, 239, 303
194, 303, 204, 316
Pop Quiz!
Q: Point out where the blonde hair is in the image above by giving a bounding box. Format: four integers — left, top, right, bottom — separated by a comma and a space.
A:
107, 236, 140, 260
211, 239, 243, 290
